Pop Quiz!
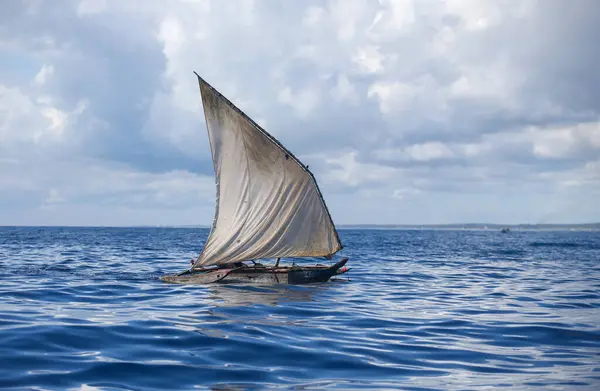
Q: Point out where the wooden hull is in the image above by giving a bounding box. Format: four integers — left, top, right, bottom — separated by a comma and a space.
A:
161, 258, 349, 285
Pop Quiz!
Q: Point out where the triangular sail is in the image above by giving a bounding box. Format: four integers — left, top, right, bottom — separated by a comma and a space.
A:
193, 73, 342, 267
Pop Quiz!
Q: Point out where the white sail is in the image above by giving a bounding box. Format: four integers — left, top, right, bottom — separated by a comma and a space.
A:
193, 74, 342, 267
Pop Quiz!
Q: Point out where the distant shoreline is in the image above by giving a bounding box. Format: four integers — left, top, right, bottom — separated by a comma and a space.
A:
1, 223, 599, 231
336, 223, 600, 231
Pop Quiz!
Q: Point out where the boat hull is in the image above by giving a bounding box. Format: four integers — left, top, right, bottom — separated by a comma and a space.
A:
161, 258, 349, 285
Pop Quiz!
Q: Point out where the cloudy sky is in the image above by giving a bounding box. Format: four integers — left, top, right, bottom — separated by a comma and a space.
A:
1, 0, 599, 226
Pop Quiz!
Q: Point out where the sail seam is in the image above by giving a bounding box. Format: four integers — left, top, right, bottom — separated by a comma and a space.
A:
195, 80, 221, 267
236, 115, 254, 254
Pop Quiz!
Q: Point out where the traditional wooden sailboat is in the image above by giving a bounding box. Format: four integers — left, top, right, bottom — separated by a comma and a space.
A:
161, 73, 349, 284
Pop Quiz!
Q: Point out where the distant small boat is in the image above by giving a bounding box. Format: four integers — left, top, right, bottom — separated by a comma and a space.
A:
501, 227, 510, 233
162, 73, 349, 284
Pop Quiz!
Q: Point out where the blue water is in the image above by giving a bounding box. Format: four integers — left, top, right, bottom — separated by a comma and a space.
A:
0, 227, 599, 390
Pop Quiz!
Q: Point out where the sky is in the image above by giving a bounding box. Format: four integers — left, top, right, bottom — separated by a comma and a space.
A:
1, 0, 599, 226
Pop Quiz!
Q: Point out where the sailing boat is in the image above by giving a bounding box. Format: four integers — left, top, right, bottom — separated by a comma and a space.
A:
161, 73, 349, 284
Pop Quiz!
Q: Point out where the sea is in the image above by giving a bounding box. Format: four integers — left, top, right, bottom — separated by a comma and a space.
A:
0, 226, 599, 391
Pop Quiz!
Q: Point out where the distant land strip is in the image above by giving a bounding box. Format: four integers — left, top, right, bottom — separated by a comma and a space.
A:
1, 223, 599, 231
164, 223, 600, 230
335, 223, 600, 231
108, 223, 600, 230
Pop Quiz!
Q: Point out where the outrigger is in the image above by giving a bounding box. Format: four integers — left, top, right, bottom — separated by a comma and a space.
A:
161, 73, 349, 284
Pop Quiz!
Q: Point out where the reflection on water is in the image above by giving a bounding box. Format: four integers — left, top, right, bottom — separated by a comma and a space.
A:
206, 283, 329, 307
0, 227, 599, 390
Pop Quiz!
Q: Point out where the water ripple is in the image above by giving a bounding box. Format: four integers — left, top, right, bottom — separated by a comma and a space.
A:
0, 227, 599, 390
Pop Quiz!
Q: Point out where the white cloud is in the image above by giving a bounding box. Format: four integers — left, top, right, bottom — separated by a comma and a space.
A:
1, 85, 64, 144
392, 187, 421, 200
40, 107, 67, 134
449, 62, 516, 103
367, 81, 408, 114
528, 121, 600, 159
369, 0, 416, 36
352, 46, 385, 74
303, 6, 325, 26
277, 86, 320, 118
406, 142, 454, 162
34, 64, 54, 85
328, 0, 372, 42
42, 188, 66, 209
442, 0, 503, 31
322, 150, 398, 187
331, 74, 359, 105
77, 0, 107, 16
372, 121, 600, 165
376, 142, 455, 162
0, 0, 598, 225
158, 16, 186, 57
0, 156, 216, 225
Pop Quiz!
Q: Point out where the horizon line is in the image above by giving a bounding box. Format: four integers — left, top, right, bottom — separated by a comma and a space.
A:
1, 222, 599, 229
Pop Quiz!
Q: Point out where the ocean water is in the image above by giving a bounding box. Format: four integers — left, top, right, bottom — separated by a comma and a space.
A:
0, 227, 599, 391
